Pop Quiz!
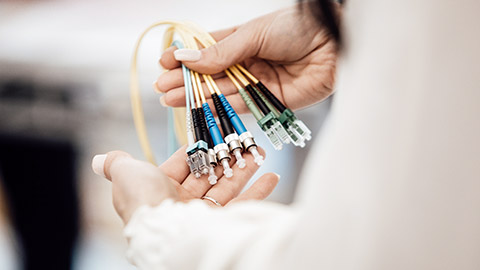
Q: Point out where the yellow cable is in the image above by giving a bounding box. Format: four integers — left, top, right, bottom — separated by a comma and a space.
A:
205, 76, 222, 95
190, 70, 202, 108
130, 20, 193, 164
202, 74, 216, 95
229, 66, 250, 86
235, 64, 259, 84
225, 69, 243, 90
194, 72, 207, 104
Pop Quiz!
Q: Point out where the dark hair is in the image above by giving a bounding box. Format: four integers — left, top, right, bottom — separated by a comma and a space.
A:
301, 0, 342, 44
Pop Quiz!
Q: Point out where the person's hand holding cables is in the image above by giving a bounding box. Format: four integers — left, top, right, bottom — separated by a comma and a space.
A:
91, 146, 277, 223
155, 5, 338, 113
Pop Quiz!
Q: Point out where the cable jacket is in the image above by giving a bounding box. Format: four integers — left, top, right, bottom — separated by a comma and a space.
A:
245, 84, 270, 115
218, 94, 247, 134
255, 82, 287, 113
202, 103, 224, 145
212, 93, 235, 136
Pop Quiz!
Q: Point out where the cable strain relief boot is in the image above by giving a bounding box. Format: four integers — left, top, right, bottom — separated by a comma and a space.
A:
212, 93, 235, 135
245, 84, 270, 115
191, 108, 203, 141
197, 109, 214, 148
255, 81, 287, 113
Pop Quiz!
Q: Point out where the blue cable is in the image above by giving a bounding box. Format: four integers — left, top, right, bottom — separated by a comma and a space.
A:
218, 93, 247, 134
203, 103, 224, 145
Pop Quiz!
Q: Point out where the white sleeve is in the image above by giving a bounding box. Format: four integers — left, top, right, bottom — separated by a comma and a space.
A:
124, 199, 296, 270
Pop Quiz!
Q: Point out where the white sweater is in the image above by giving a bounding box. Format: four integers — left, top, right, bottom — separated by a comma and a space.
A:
124, 0, 480, 269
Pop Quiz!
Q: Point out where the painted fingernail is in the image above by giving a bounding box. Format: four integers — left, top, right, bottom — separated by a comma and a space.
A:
159, 95, 167, 107
92, 154, 107, 177
174, 49, 201, 62
153, 81, 161, 93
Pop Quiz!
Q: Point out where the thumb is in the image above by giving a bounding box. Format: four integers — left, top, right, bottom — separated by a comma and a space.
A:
174, 27, 261, 74
92, 151, 178, 223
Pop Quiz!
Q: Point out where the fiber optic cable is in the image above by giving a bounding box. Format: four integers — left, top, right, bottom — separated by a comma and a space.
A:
202, 75, 246, 168
181, 28, 235, 177
130, 20, 311, 181
205, 75, 264, 166
179, 23, 311, 147
205, 73, 265, 167
171, 40, 210, 179
229, 66, 290, 149
235, 65, 311, 145
225, 69, 284, 150
130, 20, 196, 164
179, 31, 219, 182
192, 71, 233, 178
189, 69, 218, 184
171, 40, 194, 146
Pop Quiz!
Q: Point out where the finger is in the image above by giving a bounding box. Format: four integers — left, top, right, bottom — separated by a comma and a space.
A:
180, 158, 230, 198
156, 68, 184, 93
158, 27, 239, 72
92, 151, 178, 222
227, 173, 280, 205
203, 147, 266, 206
159, 46, 180, 70
158, 145, 190, 183
174, 26, 262, 74
209, 26, 239, 42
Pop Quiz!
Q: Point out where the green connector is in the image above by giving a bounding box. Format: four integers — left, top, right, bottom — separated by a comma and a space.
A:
278, 109, 311, 146
256, 112, 283, 150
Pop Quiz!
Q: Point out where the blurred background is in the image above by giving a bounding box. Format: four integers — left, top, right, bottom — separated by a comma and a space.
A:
0, 0, 331, 269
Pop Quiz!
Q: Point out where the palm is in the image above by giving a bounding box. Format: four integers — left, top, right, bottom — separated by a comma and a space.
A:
160, 146, 271, 206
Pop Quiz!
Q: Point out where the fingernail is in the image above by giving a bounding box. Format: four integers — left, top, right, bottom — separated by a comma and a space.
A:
174, 49, 201, 62
273, 173, 281, 180
92, 154, 107, 177
153, 81, 161, 93
159, 95, 167, 107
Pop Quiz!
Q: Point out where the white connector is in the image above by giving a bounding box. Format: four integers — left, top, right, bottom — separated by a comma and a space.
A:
233, 148, 246, 168
221, 159, 233, 178
249, 146, 264, 166
208, 166, 217, 185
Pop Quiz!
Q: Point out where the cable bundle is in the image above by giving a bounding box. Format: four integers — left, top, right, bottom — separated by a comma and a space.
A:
130, 21, 312, 183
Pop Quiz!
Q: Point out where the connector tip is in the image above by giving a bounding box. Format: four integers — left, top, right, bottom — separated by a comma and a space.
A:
254, 156, 264, 166
236, 159, 246, 169
208, 175, 218, 185
224, 168, 233, 178
194, 172, 202, 178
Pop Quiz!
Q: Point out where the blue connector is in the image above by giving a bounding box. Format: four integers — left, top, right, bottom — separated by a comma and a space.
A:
218, 94, 264, 166
202, 103, 233, 178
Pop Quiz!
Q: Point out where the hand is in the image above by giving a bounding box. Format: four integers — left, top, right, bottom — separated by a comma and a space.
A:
155, 5, 337, 113
92, 146, 279, 224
